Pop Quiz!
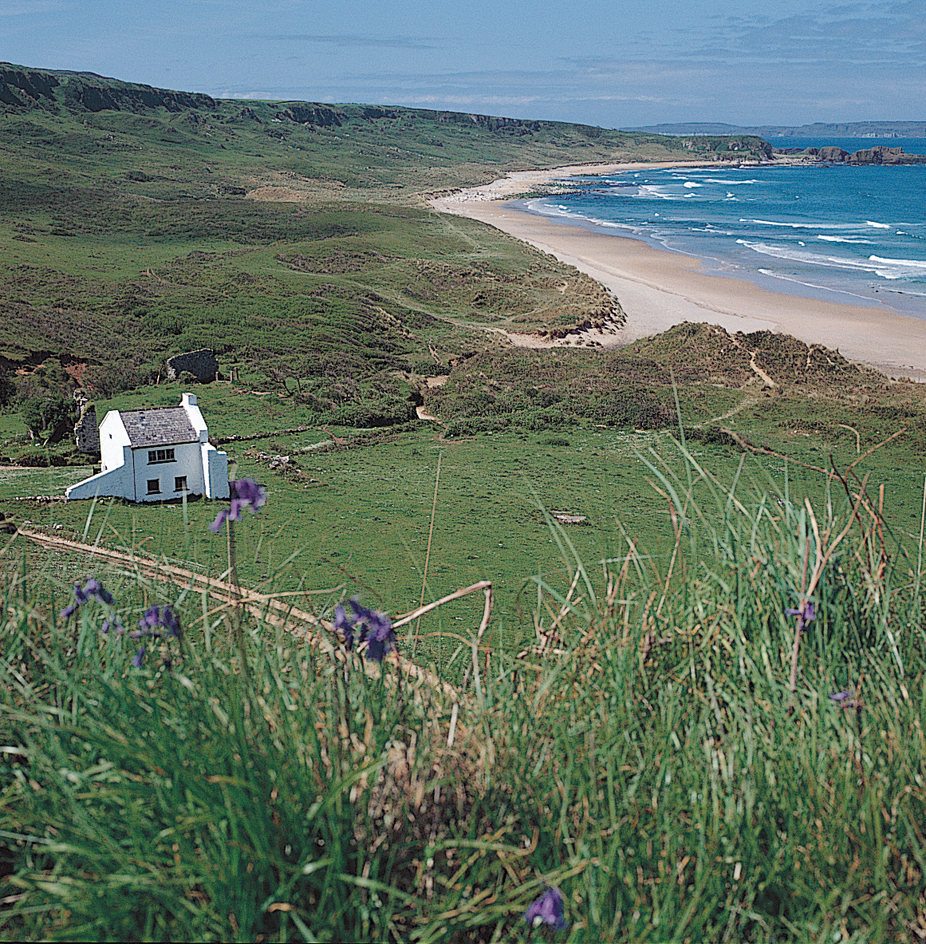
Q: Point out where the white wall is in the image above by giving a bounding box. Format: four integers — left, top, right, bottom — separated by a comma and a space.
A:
203, 443, 230, 499
65, 445, 133, 501
98, 410, 130, 474
134, 441, 205, 502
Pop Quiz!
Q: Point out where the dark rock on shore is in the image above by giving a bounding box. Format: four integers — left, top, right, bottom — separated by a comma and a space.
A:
806, 145, 926, 165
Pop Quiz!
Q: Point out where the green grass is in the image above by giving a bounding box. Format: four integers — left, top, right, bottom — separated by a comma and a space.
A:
2, 441, 925, 941
9, 391, 925, 669
0, 62, 752, 385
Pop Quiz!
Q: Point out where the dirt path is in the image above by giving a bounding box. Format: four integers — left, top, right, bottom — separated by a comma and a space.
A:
702, 395, 759, 428
748, 353, 778, 389
16, 526, 457, 696
416, 405, 441, 422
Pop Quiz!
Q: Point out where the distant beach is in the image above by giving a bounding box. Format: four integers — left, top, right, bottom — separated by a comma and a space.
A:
432, 163, 926, 381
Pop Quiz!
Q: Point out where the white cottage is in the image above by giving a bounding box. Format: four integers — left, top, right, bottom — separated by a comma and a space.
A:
65, 393, 229, 502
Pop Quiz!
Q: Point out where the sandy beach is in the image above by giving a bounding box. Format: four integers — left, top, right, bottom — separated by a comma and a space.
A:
431, 163, 926, 381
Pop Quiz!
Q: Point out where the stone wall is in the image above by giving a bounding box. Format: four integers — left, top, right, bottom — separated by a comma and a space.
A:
73, 393, 100, 455
166, 349, 219, 382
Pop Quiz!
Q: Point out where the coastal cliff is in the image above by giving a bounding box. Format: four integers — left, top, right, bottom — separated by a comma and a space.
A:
0, 64, 215, 113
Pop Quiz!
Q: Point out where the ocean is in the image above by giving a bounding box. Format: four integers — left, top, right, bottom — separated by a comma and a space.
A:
525, 142, 926, 318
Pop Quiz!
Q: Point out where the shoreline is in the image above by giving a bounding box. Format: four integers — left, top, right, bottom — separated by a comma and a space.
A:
430, 162, 926, 381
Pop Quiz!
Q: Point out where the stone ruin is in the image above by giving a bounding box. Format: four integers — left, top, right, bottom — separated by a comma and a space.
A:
73, 390, 100, 455
166, 349, 219, 383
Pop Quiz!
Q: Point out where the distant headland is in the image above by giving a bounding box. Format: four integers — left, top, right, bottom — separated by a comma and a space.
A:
627, 120, 926, 138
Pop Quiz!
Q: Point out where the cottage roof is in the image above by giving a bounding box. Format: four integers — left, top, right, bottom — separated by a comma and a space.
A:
120, 407, 198, 447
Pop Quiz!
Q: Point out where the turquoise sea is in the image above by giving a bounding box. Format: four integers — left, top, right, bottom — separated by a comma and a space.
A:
525, 140, 926, 318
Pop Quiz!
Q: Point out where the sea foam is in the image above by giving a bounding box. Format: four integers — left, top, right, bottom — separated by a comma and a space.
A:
532, 162, 926, 311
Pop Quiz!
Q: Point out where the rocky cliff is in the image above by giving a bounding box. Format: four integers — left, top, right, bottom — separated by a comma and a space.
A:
809, 145, 926, 165
0, 64, 215, 113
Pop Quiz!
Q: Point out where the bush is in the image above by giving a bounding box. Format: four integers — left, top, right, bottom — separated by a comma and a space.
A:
443, 415, 506, 437
0, 367, 15, 408
335, 396, 415, 428
19, 393, 74, 438
514, 406, 567, 431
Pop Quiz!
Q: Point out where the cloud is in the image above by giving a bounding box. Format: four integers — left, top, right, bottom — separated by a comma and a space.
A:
200, 0, 925, 126
262, 33, 439, 50
0, 0, 68, 14
691, 0, 926, 63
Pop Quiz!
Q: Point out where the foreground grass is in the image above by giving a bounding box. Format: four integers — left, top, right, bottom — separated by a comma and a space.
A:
2, 445, 925, 942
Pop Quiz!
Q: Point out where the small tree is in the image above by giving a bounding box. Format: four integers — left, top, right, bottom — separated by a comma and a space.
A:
21, 394, 74, 439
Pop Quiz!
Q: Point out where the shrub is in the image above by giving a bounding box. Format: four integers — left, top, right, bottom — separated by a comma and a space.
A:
514, 407, 567, 431
443, 415, 506, 437
19, 393, 74, 438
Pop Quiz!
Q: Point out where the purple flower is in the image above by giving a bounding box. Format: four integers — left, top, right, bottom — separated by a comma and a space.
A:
60, 577, 116, 620
333, 598, 397, 663
83, 577, 114, 606
59, 602, 79, 621
830, 690, 859, 709
334, 604, 354, 649
210, 478, 267, 532
785, 600, 816, 623
136, 606, 182, 639
138, 605, 161, 630
130, 605, 182, 666
101, 616, 124, 635
524, 886, 568, 931
161, 607, 181, 638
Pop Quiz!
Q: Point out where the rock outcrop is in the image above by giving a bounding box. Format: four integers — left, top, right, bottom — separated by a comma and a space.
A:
808, 145, 926, 165
166, 349, 219, 383
73, 391, 100, 455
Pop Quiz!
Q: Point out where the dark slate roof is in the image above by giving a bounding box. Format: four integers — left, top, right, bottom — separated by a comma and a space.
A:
120, 408, 198, 447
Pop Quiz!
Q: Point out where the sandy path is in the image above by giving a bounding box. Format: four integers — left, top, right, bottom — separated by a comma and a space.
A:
431, 164, 926, 381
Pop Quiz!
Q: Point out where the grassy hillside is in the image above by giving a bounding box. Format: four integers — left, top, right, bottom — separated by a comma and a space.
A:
4, 436, 926, 942
0, 63, 768, 383
1, 63, 924, 610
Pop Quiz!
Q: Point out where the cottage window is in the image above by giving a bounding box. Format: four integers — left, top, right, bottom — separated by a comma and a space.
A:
174, 476, 188, 492
147, 448, 176, 464
147, 479, 161, 495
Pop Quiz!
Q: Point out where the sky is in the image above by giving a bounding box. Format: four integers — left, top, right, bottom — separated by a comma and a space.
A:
2, 0, 923, 128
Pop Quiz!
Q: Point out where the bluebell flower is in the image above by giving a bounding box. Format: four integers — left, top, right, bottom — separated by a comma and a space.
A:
59, 602, 79, 621
101, 616, 124, 635
524, 886, 568, 931
785, 600, 816, 623
130, 605, 182, 666
333, 598, 397, 663
82, 577, 114, 606
60, 577, 115, 620
210, 478, 267, 532
830, 690, 859, 709
161, 606, 181, 638
334, 604, 354, 649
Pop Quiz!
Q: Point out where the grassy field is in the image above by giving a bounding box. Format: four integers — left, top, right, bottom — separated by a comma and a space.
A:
8, 370, 925, 674
4, 438, 925, 942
